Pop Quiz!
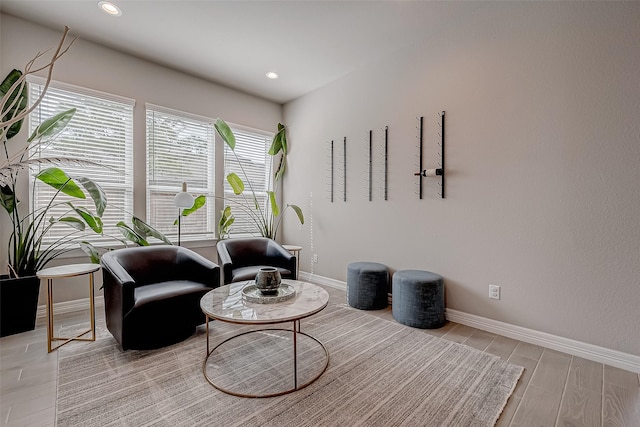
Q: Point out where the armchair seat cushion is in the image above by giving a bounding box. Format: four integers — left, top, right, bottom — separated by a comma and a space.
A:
134, 281, 211, 308
230, 266, 293, 283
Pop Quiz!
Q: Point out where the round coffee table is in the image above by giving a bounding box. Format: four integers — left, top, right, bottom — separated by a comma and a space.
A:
200, 280, 329, 398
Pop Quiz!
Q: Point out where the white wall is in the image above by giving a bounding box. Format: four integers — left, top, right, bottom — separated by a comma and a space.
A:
1, 14, 282, 303
282, 2, 640, 356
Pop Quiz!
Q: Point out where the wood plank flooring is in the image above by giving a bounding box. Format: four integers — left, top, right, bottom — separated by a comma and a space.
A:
1, 284, 638, 426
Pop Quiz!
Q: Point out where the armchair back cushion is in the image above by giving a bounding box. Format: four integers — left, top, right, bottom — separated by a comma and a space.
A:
216, 237, 296, 284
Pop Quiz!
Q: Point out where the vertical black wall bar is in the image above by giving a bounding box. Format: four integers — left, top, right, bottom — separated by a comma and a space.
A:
384, 126, 388, 201
330, 140, 334, 203
441, 111, 446, 199
368, 130, 373, 201
343, 136, 347, 202
419, 116, 424, 199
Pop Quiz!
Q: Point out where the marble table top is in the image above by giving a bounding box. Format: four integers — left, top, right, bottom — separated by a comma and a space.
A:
36, 263, 101, 279
200, 280, 329, 324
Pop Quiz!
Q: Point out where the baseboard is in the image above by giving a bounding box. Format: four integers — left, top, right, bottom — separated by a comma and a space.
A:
299, 271, 346, 290
299, 271, 640, 373
36, 296, 105, 319
445, 309, 640, 373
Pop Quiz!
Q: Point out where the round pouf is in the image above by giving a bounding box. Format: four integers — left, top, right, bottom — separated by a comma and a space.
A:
392, 270, 445, 329
347, 262, 389, 310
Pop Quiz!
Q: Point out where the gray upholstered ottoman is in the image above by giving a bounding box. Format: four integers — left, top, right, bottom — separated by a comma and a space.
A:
392, 270, 445, 329
347, 262, 389, 310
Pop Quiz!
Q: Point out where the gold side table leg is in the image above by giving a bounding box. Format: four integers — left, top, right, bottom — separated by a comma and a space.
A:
293, 320, 299, 389
47, 279, 54, 353
206, 316, 210, 356
89, 272, 96, 341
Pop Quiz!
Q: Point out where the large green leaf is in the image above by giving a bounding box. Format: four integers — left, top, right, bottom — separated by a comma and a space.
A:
181, 194, 206, 216
271, 124, 288, 180
226, 173, 244, 195
1, 69, 28, 140
27, 108, 76, 142
173, 195, 206, 225
0, 184, 16, 214
67, 204, 102, 233
36, 167, 85, 199
288, 204, 304, 224
268, 191, 280, 217
53, 216, 86, 231
79, 241, 101, 264
220, 216, 234, 229
132, 216, 172, 245
217, 206, 234, 238
268, 128, 284, 155
116, 221, 149, 246
77, 177, 107, 216
214, 118, 235, 150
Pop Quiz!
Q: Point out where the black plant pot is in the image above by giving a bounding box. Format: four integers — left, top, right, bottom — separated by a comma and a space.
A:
0, 274, 41, 337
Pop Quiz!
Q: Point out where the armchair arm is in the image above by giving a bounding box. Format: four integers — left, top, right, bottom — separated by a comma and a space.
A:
216, 241, 234, 285
101, 252, 136, 316
101, 251, 136, 348
266, 241, 297, 277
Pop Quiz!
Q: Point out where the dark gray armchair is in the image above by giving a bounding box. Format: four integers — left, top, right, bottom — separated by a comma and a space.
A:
101, 245, 220, 350
216, 237, 297, 285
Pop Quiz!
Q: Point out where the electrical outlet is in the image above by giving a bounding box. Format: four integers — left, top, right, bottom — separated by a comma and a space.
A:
489, 285, 500, 300
313, 254, 318, 263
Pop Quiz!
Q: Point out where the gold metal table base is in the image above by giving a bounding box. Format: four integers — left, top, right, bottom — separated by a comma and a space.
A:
40, 266, 98, 353
203, 319, 329, 398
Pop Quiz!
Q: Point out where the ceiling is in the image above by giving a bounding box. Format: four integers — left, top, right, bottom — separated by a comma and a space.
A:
1, 1, 484, 104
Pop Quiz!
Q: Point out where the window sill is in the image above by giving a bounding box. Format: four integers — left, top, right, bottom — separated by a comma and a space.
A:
47, 238, 219, 261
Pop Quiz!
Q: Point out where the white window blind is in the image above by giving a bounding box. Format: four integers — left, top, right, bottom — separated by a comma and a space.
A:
146, 105, 215, 240
28, 78, 134, 246
224, 125, 273, 236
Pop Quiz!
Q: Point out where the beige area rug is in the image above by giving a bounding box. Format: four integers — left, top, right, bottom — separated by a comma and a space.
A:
56, 304, 523, 426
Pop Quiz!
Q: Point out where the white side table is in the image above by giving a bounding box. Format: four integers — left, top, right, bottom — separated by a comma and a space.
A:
282, 244, 302, 278
37, 263, 100, 352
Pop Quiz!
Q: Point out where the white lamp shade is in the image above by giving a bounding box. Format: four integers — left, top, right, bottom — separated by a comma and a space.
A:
174, 182, 195, 208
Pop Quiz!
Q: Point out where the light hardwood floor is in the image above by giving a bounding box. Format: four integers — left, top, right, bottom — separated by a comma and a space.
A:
1, 284, 639, 426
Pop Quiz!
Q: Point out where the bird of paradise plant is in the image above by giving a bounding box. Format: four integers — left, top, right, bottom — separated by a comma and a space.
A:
214, 119, 303, 240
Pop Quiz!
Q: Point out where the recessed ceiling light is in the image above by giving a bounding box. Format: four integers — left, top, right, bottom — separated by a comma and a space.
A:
98, 1, 122, 16
266, 72, 279, 79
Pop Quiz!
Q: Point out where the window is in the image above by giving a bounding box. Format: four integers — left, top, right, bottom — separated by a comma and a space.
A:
224, 125, 273, 236
146, 105, 215, 240
28, 78, 134, 245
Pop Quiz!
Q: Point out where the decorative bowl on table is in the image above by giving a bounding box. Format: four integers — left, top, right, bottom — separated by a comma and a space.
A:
255, 267, 281, 295
242, 283, 296, 304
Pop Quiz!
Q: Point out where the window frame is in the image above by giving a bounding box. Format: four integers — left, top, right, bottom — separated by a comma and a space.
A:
27, 76, 135, 247
145, 104, 216, 242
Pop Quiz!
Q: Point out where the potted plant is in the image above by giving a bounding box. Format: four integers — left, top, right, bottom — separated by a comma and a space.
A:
0, 27, 170, 336
214, 119, 304, 240
0, 28, 109, 336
